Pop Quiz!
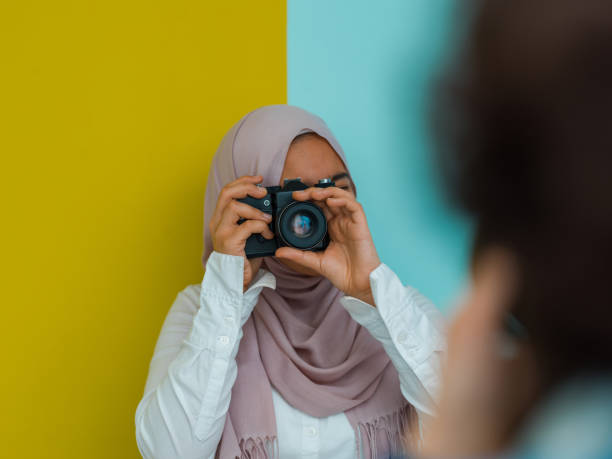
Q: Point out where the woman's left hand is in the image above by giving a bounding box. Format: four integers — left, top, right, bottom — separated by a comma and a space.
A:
275, 187, 381, 306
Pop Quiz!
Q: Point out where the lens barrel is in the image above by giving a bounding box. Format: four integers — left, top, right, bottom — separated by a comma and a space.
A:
276, 201, 327, 249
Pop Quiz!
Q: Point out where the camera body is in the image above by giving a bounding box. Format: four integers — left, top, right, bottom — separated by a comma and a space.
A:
238, 178, 334, 258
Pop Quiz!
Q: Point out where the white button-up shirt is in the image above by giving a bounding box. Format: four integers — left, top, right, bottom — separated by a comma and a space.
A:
135, 252, 446, 459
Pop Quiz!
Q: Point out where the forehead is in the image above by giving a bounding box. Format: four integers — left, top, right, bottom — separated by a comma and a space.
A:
281, 135, 348, 184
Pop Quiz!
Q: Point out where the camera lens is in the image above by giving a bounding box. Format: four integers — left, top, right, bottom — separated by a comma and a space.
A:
277, 201, 327, 250
290, 212, 314, 238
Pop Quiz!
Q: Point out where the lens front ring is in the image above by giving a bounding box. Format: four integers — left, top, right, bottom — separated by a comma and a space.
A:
276, 201, 328, 250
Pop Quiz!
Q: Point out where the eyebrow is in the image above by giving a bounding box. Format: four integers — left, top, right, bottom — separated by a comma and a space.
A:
300, 172, 352, 187
331, 172, 350, 182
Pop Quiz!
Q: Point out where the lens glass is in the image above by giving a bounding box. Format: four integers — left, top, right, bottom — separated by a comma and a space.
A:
290, 212, 314, 238
277, 201, 327, 249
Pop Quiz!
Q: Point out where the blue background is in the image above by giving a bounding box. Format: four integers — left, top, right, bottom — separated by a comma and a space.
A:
288, 0, 471, 311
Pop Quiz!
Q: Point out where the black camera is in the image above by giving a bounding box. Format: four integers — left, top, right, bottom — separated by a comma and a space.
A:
238, 178, 334, 258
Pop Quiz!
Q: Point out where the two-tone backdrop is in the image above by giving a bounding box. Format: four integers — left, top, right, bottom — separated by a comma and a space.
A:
0, 1, 468, 457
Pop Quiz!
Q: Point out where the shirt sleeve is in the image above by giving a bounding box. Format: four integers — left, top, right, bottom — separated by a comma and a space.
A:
340, 263, 446, 418
135, 252, 276, 459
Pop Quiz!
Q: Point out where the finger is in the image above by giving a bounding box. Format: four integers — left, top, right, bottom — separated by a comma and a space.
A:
275, 247, 324, 274
315, 199, 346, 224
320, 203, 335, 220
292, 187, 350, 220
219, 175, 265, 203
325, 198, 351, 220
239, 175, 264, 183
221, 181, 267, 203
211, 181, 268, 227
229, 175, 264, 186
233, 219, 275, 242
308, 199, 335, 220
218, 200, 272, 228
326, 197, 365, 224
292, 186, 353, 203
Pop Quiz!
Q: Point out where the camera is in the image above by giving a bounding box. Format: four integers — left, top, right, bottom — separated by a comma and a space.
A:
238, 178, 335, 258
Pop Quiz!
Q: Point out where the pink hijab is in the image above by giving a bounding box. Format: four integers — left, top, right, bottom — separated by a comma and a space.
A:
202, 105, 415, 459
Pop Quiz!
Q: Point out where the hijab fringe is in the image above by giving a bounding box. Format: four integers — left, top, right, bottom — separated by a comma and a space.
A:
238, 436, 278, 459
356, 404, 418, 459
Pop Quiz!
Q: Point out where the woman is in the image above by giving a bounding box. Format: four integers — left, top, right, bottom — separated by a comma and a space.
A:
135, 105, 445, 459
421, 0, 612, 457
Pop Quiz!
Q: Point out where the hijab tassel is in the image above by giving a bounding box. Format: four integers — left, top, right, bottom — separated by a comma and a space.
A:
238, 436, 278, 459
356, 404, 417, 459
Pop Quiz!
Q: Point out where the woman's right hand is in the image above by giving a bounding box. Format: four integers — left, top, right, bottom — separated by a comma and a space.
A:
209, 175, 274, 291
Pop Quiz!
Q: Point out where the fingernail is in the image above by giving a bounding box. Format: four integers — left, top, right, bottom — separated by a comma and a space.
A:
263, 213, 272, 220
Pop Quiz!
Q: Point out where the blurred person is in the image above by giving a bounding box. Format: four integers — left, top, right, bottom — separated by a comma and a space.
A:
135, 105, 445, 459
421, 0, 612, 457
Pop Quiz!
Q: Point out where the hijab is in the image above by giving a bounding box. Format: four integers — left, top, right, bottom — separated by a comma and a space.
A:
202, 105, 415, 458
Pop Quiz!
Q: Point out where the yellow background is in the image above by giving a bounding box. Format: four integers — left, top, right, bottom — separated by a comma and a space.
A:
0, 1, 285, 457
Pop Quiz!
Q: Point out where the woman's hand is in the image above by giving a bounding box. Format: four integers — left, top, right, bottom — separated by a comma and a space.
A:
209, 175, 274, 291
275, 187, 381, 306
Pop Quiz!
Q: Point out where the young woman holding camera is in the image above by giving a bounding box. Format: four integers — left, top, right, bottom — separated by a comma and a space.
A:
135, 105, 444, 459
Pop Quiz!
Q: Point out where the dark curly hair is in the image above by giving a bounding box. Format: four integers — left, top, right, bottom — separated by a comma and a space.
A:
434, 0, 612, 383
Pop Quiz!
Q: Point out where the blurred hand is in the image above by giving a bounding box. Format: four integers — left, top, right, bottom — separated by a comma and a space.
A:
209, 175, 274, 291
421, 250, 540, 457
275, 187, 380, 305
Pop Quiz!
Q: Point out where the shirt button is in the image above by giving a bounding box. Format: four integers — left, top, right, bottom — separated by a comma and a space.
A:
303, 426, 318, 437
397, 331, 408, 344
224, 316, 235, 325
217, 336, 230, 346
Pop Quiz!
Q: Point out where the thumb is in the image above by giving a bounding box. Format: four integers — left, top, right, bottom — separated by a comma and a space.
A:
275, 247, 323, 274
